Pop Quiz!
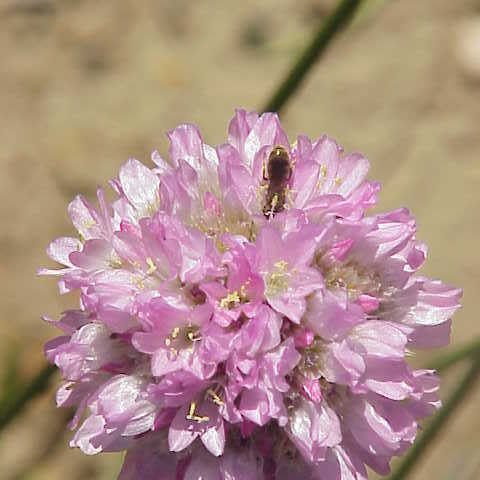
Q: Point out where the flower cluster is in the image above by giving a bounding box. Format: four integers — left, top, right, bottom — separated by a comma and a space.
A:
41, 109, 461, 479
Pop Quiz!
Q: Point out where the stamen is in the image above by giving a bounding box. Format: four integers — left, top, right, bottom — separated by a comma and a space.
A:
265, 260, 290, 296
186, 327, 201, 342
219, 284, 250, 309
271, 193, 279, 210
220, 291, 241, 309
132, 277, 145, 290
146, 257, 157, 275
275, 260, 288, 270
239, 284, 247, 300
108, 253, 123, 269
186, 401, 210, 423
322, 261, 382, 299
206, 388, 225, 406
317, 165, 328, 190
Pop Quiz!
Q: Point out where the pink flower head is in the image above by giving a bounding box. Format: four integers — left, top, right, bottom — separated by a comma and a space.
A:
40, 109, 461, 479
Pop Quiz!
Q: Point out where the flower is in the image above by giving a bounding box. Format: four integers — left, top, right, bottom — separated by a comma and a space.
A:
40, 109, 461, 479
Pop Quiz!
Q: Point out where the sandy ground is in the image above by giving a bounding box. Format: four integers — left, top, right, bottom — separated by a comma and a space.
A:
0, 0, 479, 478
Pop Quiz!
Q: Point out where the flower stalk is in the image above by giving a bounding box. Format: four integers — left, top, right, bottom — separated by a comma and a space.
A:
263, 0, 365, 114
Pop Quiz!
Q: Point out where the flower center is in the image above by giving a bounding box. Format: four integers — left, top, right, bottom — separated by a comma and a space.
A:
265, 260, 290, 296
186, 401, 210, 423
165, 325, 201, 354
295, 338, 325, 379
219, 285, 248, 309
316, 254, 382, 300
189, 210, 258, 247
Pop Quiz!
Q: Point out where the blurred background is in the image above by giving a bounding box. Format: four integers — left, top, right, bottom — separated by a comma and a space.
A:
1, 0, 479, 479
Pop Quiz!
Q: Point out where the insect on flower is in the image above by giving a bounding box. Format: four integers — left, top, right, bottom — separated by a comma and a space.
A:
262, 145, 293, 217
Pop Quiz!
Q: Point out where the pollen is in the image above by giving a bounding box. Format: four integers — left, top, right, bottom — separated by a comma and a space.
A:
276, 260, 288, 270
187, 329, 201, 342
145, 257, 157, 275
265, 260, 290, 296
239, 284, 248, 299
219, 284, 249, 309
189, 210, 257, 245
271, 193, 279, 209
186, 401, 210, 423
164, 325, 200, 355
108, 253, 123, 269
206, 388, 225, 406
131, 276, 145, 290
318, 258, 382, 300
317, 165, 328, 190
220, 291, 241, 309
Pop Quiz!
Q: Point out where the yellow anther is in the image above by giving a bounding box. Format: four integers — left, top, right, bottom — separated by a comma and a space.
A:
132, 277, 145, 290
271, 193, 279, 209
146, 257, 157, 275
186, 401, 210, 423
171, 327, 180, 339
335, 176, 342, 186
240, 285, 247, 300
248, 221, 257, 242
186, 326, 201, 343
265, 260, 290, 296
216, 239, 228, 253
109, 254, 123, 269
187, 330, 201, 342
165, 337, 171, 347
317, 165, 328, 191
206, 388, 225, 406
220, 291, 241, 309
274, 260, 289, 271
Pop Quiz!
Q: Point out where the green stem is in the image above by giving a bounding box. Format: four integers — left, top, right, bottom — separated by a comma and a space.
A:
0, 364, 57, 432
427, 338, 480, 373
262, 0, 365, 114
388, 353, 480, 480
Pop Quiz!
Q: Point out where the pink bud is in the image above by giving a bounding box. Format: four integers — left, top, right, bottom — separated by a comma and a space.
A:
357, 294, 379, 313
301, 378, 323, 404
293, 327, 315, 348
